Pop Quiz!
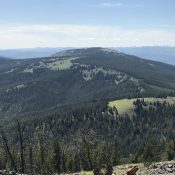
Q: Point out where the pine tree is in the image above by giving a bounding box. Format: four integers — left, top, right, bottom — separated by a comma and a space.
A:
112, 140, 119, 166
166, 140, 175, 161
52, 139, 62, 174
74, 153, 81, 172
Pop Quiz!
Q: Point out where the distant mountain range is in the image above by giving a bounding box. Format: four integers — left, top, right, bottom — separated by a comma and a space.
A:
0, 47, 73, 59
115, 46, 175, 65
0, 46, 175, 65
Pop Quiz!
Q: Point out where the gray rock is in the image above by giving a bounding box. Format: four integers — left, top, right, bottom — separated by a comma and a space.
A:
166, 167, 173, 173
157, 169, 165, 174
149, 161, 175, 175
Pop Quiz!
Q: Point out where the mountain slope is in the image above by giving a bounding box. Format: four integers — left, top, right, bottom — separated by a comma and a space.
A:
0, 47, 175, 118
1, 48, 175, 168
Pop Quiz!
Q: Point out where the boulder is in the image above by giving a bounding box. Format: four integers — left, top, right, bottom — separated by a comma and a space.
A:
126, 166, 139, 175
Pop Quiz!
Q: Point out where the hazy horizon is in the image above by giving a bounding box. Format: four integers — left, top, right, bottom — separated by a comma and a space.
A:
0, 45, 175, 51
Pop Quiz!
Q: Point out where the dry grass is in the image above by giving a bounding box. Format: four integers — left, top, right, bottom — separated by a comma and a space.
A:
113, 163, 148, 175
79, 163, 148, 175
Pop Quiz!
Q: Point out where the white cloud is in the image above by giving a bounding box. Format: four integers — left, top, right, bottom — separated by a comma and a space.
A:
100, 2, 123, 7
0, 24, 174, 49
98, 2, 142, 8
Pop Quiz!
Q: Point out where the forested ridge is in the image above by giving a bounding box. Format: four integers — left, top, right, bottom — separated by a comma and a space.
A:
1, 48, 175, 118
1, 99, 175, 174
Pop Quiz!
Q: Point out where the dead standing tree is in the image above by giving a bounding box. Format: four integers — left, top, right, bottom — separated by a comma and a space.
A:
79, 130, 96, 171
16, 120, 25, 174
0, 128, 17, 172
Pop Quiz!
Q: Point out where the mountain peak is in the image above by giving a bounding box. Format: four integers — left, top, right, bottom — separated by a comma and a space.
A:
51, 47, 122, 58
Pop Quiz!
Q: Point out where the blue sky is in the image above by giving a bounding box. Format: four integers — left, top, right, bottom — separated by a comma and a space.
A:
0, 0, 175, 48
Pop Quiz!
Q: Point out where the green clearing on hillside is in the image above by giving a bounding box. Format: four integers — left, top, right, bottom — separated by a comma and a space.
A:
108, 97, 175, 115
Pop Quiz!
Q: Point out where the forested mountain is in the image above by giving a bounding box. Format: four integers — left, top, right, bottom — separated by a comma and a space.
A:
0, 47, 175, 118
1, 48, 175, 174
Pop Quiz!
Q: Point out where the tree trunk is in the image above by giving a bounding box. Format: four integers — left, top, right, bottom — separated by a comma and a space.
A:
17, 121, 25, 173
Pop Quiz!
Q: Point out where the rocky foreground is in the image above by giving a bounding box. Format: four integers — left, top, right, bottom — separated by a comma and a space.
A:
113, 161, 175, 175
91, 161, 175, 175
113, 163, 148, 175
148, 161, 175, 175
1, 161, 175, 175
